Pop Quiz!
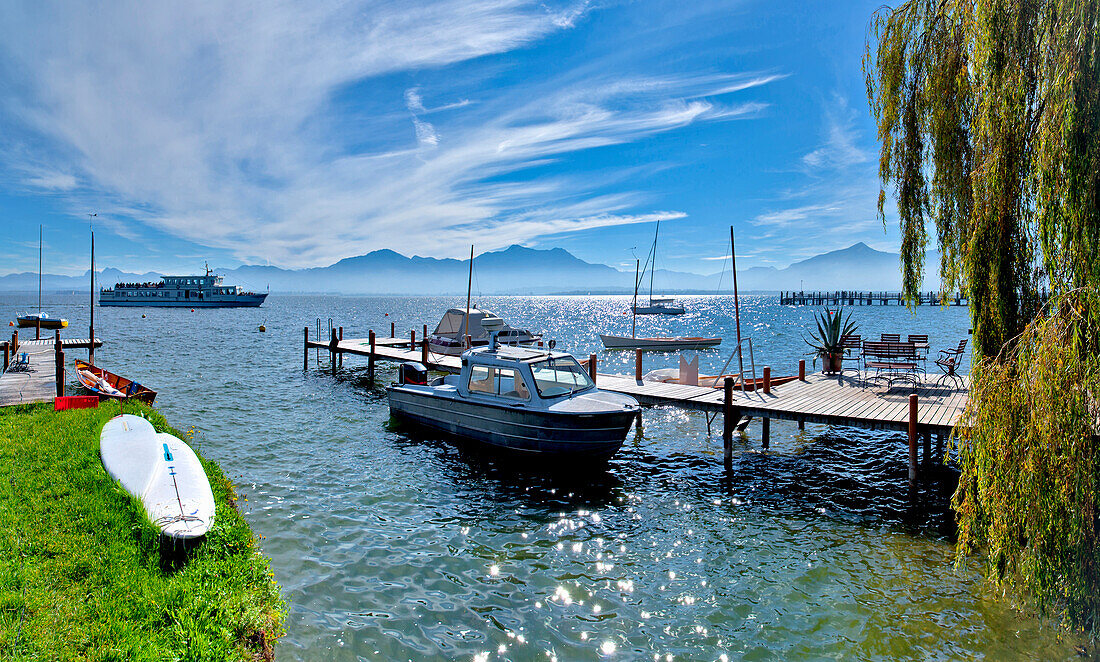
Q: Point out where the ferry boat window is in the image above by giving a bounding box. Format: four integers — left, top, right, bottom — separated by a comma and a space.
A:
531, 356, 593, 398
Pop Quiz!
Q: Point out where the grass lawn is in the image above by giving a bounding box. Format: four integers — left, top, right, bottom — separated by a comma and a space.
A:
0, 401, 285, 660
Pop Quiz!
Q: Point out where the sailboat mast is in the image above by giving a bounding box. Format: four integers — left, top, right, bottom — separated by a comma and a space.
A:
90, 228, 95, 361
731, 226, 744, 379
649, 221, 659, 304
632, 258, 639, 339
38, 225, 42, 314
463, 245, 474, 348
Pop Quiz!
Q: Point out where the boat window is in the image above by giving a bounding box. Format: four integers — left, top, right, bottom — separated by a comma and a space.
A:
531, 356, 593, 398
467, 366, 528, 399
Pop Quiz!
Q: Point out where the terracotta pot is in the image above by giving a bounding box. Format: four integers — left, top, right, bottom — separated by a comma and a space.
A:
821, 351, 844, 374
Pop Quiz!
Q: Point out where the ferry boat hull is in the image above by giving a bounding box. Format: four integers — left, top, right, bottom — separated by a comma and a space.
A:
98, 294, 267, 308
388, 387, 637, 461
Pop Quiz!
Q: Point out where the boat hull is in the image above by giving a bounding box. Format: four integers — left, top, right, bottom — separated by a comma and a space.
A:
599, 334, 721, 350
16, 316, 68, 329
98, 294, 267, 308
632, 305, 685, 315
75, 359, 157, 404
387, 387, 636, 461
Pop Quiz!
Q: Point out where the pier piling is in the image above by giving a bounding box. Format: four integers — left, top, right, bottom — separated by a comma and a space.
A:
54, 330, 63, 397
908, 394, 919, 483
635, 349, 643, 381
722, 376, 734, 465
330, 328, 338, 376
761, 417, 770, 450
798, 359, 805, 381
763, 366, 771, 395
391, 322, 395, 338
303, 327, 309, 370
368, 330, 376, 382
588, 354, 597, 385
410, 330, 416, 351
338, 327, 344, 368
421, 339, 428, 365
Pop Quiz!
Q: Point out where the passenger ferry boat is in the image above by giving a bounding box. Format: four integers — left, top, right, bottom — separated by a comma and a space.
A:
99, 266, 267, 307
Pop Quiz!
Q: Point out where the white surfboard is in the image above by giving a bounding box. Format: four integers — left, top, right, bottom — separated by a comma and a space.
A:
100, 414, 216, 540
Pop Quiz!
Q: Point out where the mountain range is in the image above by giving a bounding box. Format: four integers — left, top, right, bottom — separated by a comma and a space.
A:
0, 242, 944, 295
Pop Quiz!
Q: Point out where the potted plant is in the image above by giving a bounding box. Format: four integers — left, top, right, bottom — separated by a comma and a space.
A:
804, 308, 858, 374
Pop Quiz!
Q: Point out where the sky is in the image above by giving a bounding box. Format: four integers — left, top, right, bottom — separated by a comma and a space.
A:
0, 0, 898, 277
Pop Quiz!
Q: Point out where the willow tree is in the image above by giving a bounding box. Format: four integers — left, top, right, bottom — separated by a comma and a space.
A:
866, 0, 1100, 627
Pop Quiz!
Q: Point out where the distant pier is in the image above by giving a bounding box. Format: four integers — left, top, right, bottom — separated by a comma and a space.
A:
780, 291, 968, 306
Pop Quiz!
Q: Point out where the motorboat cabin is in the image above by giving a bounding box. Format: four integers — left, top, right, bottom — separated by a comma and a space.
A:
388, 339, 639, 461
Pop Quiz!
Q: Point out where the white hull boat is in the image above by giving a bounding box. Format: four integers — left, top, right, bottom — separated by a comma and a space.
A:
599, 334, 721, 350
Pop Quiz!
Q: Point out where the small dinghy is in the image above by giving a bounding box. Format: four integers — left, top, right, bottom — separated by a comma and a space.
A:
100, 415, 216, 540
75, 359, 157, 404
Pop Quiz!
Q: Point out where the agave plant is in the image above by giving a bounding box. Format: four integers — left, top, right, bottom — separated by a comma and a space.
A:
803, 308, 858, 370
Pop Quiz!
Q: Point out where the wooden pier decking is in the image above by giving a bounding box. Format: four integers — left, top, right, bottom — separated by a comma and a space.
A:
0, 336, 103, 407
780, 290, 968, 306
305, 325, 969, 480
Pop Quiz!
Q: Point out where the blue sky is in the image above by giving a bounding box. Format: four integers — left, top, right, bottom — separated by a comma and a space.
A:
0, 0, 895, 277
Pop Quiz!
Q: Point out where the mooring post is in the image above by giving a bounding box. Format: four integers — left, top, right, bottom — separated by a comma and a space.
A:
303, 326, 309, 370
588, 354, 597, 385
763, 366, 771, 395
368, 330, 376, 382
798, 418, 805, 431
421, 339, 428, 365
423, 324, 428, 343
908, 394, 919, 483
330, 328, 338, 376
410, 330, 416, 350
391, 321, 395, 338
635, 410, 643, 436
12, 330, 17, 355
798, 359, 805, 381
338, 327, 344, 368
635, 349, 643, 382
723, 376, 734, 466
762, 417, 770, 449
2, 341, 8, 372
54, 330, 63, 397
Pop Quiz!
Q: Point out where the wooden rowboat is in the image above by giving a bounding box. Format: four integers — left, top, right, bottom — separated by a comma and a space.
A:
599, 334, 722, 350
74, 359, 157, 404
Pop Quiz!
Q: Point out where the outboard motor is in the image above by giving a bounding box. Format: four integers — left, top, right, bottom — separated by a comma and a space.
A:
398, 362, 428, 385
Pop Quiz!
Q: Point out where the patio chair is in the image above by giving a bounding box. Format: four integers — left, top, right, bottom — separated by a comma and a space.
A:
880, 333, 901, 342
907, 334, 929, 369
935, 339, 967, 388
839, 334, 862, 376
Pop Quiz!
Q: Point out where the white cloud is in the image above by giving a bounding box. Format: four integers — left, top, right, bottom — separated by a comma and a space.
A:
0, 0, 781, 267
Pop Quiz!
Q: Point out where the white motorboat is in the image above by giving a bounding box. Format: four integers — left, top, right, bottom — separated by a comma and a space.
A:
389, 328, 640, 462
428, 306, 541, 355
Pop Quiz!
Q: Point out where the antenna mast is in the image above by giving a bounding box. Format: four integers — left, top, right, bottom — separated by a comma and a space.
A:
464, 245, 474, 348
731, 226, 744, 379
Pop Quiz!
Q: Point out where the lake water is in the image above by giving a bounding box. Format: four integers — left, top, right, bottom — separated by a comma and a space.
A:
2, 292, 1083, 660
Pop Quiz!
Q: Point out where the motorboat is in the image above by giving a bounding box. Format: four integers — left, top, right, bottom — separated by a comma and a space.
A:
428, 306, 541, 355
599, 334, 720, 350
633, 298, 685, 316
388, 326, 640, 461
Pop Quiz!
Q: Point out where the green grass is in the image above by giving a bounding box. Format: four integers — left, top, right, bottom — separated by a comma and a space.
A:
0, 401, 285, 661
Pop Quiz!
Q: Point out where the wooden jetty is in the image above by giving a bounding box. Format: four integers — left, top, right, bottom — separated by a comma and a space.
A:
0, 331, 103, 407
780, 290, 968, 306
305, 325, 968, 483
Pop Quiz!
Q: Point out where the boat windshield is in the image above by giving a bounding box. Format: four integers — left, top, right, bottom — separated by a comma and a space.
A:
531, 356, 593, 398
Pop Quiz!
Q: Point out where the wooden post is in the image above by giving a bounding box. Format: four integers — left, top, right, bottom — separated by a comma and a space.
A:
723, 376, 734, 465
763, 366, 771, 394
588, 354, 597, 385
761, 417, 770, 449
12, 329, 17, 355
798, 359, 805, 381
368, 330, 376, 382
421, 339, 428, 365
303, 326, 309, 370
54, 330, 63, 397
635, 349, 643, 381
635, 410, 643, 436
2, 341, 8, 372
798, 418, 805, 431
423, 324, 428, 342
338, 327, 344, 368
908, 394, 919, 482
410, 330, 416, 350
330, 328, 338, 376
391, 321, 395, 338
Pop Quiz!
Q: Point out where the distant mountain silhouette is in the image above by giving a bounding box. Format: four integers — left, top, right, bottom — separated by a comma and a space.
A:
0, 242, 943, 295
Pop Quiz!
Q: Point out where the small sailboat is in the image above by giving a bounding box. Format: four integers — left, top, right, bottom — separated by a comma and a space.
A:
633, 221, 685, 315
16, 226, 68, 330
599, 253, 720, 351
75, 359, 157, 404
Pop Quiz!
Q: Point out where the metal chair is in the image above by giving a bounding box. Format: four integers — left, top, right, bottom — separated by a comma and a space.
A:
880, 333, 900, 342
839, 334, 862, 377
935, 339, 968, 389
